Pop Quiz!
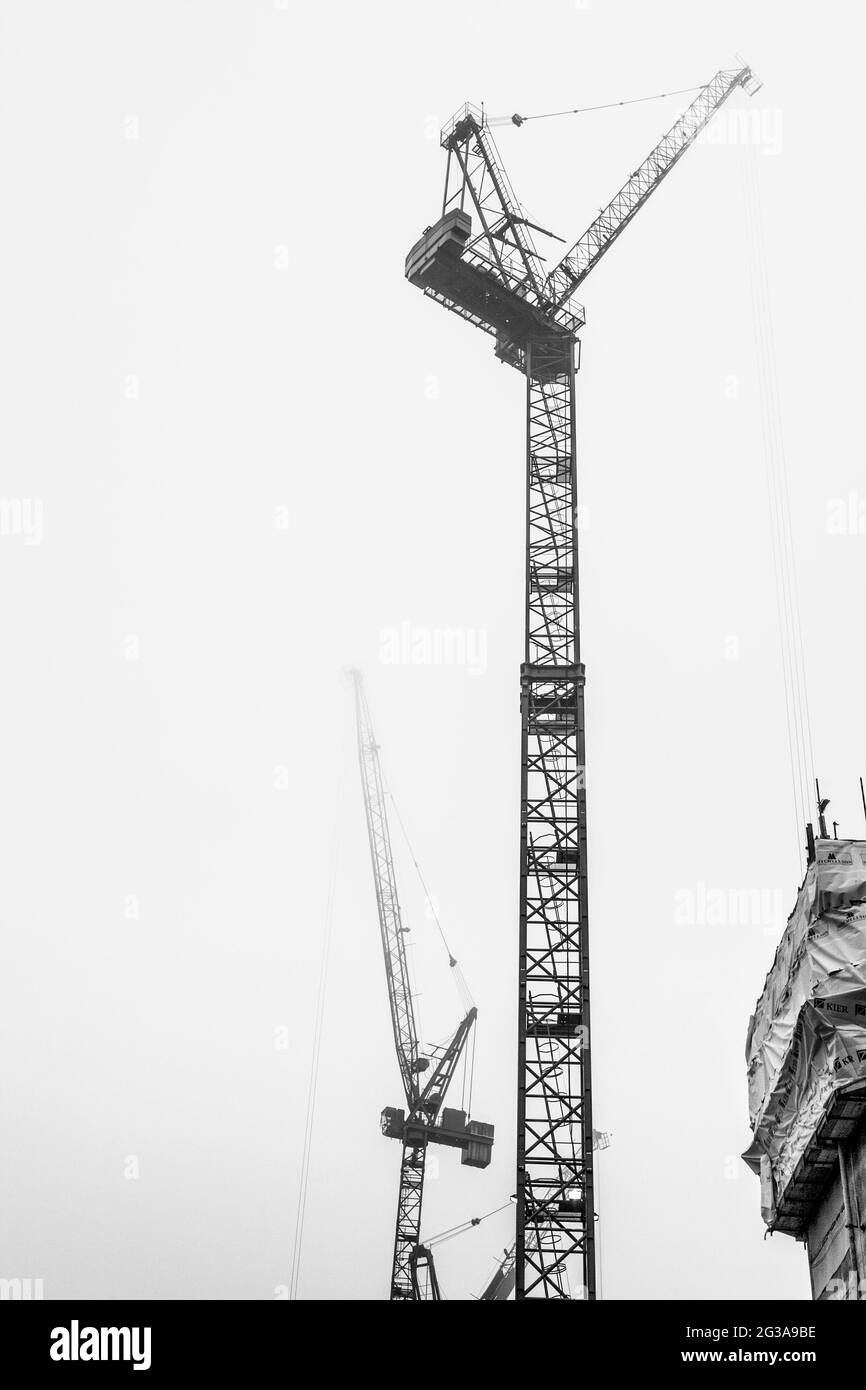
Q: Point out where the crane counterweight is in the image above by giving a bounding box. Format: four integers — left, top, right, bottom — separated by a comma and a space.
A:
405, 209, 578, 380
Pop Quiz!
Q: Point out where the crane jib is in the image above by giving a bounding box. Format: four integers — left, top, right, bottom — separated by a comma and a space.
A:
546, 67, 761, 308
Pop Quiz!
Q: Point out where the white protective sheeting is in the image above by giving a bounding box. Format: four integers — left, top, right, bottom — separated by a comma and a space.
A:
745, 839, 866, 1214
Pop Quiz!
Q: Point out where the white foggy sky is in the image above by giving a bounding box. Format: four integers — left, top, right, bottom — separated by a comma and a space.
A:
0, 0, 862, 1300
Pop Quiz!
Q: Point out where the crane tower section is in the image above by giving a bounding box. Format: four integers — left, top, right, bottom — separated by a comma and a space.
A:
520, 348, 593, 1298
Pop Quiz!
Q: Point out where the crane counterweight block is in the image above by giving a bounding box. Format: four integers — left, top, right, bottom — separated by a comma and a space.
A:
406, 209, 578, 380
380, 1104, 495, 1168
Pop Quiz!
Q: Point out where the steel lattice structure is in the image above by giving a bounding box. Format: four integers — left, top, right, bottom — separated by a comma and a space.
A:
406, 63, 760, 1299
393, 1143, 426, 1295
519, 345, 594, 1297
350, 671, 494, 1299
353, 672, 420, 1100
546, 68, 760, 308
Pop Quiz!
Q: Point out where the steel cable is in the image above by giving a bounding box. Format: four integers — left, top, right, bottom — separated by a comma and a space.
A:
741, 142, 816, 865
486, 84, 705, 128
289, 761, 344, 1298
385, 781, 476, 1012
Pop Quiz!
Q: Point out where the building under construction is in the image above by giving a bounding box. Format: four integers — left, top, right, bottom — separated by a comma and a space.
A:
745, 824, 866, 1300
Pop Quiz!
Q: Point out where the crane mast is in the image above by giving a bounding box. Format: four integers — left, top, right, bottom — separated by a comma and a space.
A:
350, 670, 494, 1299
406, 64, 760, 1299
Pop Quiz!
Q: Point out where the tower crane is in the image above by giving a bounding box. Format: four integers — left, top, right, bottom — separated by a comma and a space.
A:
406, 64, 762, 1300
349, 669, 494, 1300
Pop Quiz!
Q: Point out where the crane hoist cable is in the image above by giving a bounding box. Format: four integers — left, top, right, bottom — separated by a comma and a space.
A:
459, 1018, 476, 1114
289, 756, 345, 1300
467, 1014, 477, 1117
381, 773, 480, 1117
740, 141, 816, 866
384, 779, 476, 1012
486, 83, 705, 128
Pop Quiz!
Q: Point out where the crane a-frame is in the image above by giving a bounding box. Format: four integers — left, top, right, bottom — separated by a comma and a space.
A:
406, 64, 761, 1300
349, 670, 494, 1300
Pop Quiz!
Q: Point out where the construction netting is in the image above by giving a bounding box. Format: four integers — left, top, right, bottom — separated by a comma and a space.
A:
744, 839, 866, 1224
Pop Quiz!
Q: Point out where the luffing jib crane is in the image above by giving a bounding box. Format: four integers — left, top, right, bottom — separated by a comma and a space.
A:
349, 670, 494, 1300
406, 64, 761, 1300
